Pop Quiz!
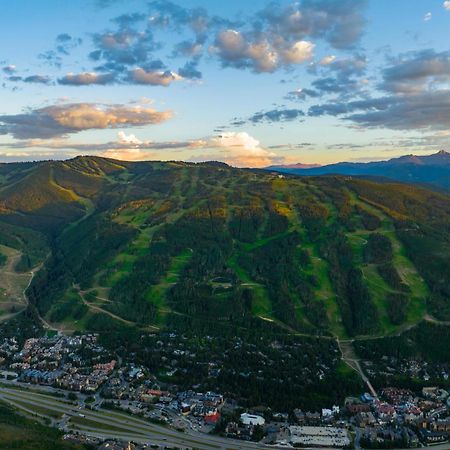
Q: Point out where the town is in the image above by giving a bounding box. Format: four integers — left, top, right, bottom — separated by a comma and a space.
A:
0, 332, 449, 449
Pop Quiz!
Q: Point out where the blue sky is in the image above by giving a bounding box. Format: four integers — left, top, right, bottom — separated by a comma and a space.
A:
1, 0, 450, 166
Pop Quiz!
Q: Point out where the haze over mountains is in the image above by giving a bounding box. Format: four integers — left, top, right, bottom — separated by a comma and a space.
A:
267, 151, 450, 190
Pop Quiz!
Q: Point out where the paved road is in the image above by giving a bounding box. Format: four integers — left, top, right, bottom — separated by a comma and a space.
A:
3, 384, 449, 450
0, 386, 276, 450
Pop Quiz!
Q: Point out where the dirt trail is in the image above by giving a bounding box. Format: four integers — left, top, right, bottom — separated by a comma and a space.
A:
0, 246, 42, 322
337, 339, 378, 398
77, 287, 159, 332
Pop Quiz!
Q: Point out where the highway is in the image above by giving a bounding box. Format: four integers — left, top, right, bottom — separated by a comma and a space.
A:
0, 385, 277, 450
2, 383, 449, 449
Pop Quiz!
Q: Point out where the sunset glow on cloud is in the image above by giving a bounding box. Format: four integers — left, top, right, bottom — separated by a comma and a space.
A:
1, 0, 450, 166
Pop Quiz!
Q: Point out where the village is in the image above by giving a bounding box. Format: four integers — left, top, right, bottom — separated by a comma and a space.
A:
0, 332, 449, 449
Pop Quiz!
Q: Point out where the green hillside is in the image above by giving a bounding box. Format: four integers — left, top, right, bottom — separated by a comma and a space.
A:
0, 157, 449, 339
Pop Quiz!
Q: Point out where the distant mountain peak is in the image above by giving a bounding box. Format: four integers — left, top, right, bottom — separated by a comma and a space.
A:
264, 150, 450, 189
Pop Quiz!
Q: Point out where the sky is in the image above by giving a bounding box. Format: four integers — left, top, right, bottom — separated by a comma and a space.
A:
1, 0, 450, 167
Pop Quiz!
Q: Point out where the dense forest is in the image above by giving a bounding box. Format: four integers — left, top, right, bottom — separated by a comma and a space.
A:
0, 156, 448, 339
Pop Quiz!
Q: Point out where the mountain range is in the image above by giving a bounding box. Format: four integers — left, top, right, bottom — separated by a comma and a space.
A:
0, 156, 449, 342
267, 150, 450, 190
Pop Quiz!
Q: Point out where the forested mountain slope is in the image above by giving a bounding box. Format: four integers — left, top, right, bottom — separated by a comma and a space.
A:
0, 156, 449, 340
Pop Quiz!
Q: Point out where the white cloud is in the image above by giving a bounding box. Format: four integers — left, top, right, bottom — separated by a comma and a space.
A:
281, 40, 315, 64
100, 147, 155, 161
213, 30, 314, 73
202, 132, 281, 167
0, 129, 282, 167
319, 55, 337, 66
444, 1, 450, 11
424, 12, 432, 21
117, 131, 142, 145
129, 68, 183, 86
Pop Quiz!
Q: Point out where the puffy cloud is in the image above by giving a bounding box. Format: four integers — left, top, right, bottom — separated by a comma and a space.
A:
90, 28, 161, 71
14, 0, 367, 86
0, 129, 281, 167
259, 0, 368, 50
100, 147, 156, 161
0, 103, 173, 139
281, 41, 315, 64
128, 68, 183, 86
444, 1, 450, 11
58, 72, 116, 85
198, 132, 281, 167
213, 29, 314, 73
116, 131, 142, 145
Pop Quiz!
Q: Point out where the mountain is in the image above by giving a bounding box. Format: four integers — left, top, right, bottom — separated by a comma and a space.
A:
267, 151, 450, 190
266, 162, 322, 169
0, 156, 449, 342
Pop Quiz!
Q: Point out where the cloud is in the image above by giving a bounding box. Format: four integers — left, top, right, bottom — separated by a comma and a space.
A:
23, 75, 51, 84
178, 60, 202, 80
248, 109, 305, 123
308, 90, 450, 131
173, 40, 203, 58
312, 76, 361, 96
90, 28, 161, 71
14, 0, 367, 86
90, 0, 366, 77
212, 29, 314, 73
303, 48, 450, 131
0, 128, 282, 168
128, 68, 183, 86
2, 65, 16, 74
58, 72, 116, 85
303, 54, 368, 99
0, 103, 173, 139
343, 91, 450, 131
285, 88, 320, 100
38, 34, 83, 68
259, 0, 368, 50
319, 55, 337, 66
0, 132, 205, 153
100, 146, 156, 161
380, 49, 450, 94
444, 1, 450, 11
194, 132, 281, 167
424, 12, 432, 21
281, 41, 315, 64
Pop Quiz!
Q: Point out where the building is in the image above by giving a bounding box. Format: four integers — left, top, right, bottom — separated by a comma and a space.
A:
204, 411, 221, 425
240, 413, 265, 426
